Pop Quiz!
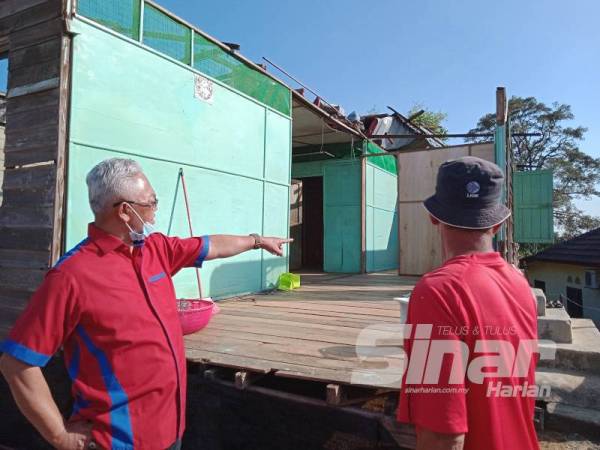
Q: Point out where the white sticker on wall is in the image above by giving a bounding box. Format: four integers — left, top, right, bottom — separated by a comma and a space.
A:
194, 74, 213, 103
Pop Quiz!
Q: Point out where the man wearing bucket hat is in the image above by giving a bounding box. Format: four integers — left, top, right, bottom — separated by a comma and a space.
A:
397, 157, 539, 450
0, 158, 292, 450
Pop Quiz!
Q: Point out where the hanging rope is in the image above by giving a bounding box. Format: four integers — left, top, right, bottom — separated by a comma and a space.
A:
167, 168, 204, 299
167, 170, 181, 236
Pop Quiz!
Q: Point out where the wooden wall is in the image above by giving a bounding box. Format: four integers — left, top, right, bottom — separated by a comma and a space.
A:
397, 143, 494, 275
0, 0, 69, 339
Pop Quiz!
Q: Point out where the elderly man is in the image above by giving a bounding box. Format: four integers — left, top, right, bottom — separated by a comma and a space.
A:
397, 157, 539, 450
0, 158, 292, 450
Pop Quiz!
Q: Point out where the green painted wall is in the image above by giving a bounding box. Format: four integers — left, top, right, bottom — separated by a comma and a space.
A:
365, 162, 398, 271
67, 19, 291, 299
292, 158, 361, 273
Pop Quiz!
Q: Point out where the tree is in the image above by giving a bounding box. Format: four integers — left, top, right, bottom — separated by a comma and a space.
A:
407, 104, 448, 139
466, 96, 600, 239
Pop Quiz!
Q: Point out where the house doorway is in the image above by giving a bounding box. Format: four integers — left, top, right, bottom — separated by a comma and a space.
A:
289, 176, 323, 271
565, 286, 583, 318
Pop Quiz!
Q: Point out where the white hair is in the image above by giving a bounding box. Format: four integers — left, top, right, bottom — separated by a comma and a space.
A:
86, 158, 144, 214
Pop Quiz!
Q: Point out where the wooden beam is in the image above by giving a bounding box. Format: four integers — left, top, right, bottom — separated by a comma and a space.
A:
0, 0, 48, 20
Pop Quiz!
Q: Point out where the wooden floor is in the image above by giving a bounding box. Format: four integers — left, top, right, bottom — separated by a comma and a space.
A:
185, 271, 419, 389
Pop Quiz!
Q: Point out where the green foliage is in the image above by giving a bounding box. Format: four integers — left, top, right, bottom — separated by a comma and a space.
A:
407, 104, 448, 139
467, 96, 600, 239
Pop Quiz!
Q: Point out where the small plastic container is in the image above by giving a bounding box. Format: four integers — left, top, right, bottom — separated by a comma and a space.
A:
394, 296, 410, 323
277, 272, 301, 291
177, 298, 220, 335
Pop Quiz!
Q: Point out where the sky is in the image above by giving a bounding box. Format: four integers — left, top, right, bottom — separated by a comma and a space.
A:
1, 0, 598, 215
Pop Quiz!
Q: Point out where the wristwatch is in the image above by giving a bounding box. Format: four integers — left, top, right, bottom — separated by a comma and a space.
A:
249, 233, 263, 250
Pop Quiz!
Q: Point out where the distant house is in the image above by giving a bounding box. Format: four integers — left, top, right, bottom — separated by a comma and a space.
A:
524, 228, 600, 326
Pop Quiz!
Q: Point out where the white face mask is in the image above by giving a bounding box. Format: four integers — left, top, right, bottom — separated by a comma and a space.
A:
124, 203, 156, 244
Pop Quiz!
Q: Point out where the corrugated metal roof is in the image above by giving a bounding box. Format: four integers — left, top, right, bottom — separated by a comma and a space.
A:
525, 227, 600, 267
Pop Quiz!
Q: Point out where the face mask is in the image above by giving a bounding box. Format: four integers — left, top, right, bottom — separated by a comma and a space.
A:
124, 203, 156, 245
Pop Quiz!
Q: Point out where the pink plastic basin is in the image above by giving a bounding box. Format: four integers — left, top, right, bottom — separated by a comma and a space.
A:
177, 298, 220, 335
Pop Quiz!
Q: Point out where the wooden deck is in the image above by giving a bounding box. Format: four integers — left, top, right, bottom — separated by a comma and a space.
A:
184, 271, 419, 389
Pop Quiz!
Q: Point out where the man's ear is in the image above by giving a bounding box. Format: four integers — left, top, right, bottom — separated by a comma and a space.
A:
429, 215, 440, 225
117, 203, 131, 223
491, 223, 502, 234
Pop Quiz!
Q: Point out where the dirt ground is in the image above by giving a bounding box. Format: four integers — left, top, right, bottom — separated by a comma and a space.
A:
538, 431, 600, 450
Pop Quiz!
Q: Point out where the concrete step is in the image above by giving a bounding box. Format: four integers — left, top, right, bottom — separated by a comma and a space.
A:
538, 319, 600, 375
536, 367, 600, 438
536, 367, 600, 410
544, 402, 600, 439
533, 288, 546, 317
538, 307, 572, 343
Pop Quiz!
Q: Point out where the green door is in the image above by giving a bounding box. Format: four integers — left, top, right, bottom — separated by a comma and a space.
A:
513, 170, 554, 243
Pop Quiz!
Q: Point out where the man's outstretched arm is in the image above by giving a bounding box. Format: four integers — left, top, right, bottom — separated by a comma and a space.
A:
0, 354, 91, 450
206, 235, 293, 259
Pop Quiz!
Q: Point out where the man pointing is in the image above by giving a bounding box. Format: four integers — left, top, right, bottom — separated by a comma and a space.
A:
0, 158, 292, 450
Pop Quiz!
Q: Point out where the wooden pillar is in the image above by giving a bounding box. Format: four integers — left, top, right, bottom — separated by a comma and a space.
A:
495, 87, 509, 260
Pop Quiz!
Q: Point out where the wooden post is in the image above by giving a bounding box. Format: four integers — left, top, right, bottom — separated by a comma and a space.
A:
495, 87, 509, 260
496, 87, 507, 126
52, 33, 72, 265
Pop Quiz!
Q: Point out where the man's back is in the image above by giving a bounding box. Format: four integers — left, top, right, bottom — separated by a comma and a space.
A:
398, 252, 539, 450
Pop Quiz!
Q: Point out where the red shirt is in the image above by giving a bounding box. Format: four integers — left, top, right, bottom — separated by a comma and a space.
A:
398, 252, 539, 450
1, 224, 210, 450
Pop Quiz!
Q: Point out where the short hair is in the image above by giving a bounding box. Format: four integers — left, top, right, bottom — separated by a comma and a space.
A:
85, 158, 144, 215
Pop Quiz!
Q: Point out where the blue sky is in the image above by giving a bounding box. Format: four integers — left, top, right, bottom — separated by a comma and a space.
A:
1, 0, 598, 215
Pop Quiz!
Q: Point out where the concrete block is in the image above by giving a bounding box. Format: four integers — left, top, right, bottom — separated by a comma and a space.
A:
538, 308, 572, 344
536, 368, 600, 410
538, 319, 600, 375
545, 402, 600, 439
532, 288, 546, 317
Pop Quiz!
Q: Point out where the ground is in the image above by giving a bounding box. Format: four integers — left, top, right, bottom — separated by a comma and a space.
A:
538, 432, 600, 450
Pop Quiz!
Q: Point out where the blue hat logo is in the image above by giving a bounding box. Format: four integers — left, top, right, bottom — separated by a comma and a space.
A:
466, 181, 480, 198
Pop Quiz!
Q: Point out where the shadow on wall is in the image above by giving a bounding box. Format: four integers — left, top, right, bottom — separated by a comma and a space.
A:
175, 256, 288, 300
366, 208, 399, 273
